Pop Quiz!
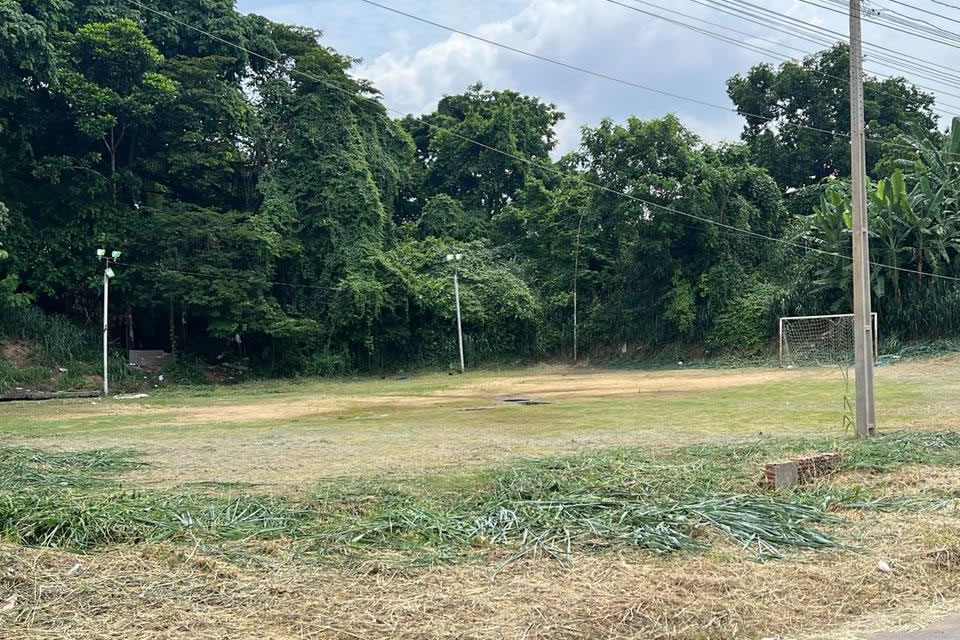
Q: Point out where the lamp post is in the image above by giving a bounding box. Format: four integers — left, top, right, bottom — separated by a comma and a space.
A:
96, 249, 121, 396
446, 253, 465, 373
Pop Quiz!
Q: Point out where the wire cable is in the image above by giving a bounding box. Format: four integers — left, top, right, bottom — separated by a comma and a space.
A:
629, 0, 960, 109
878, 0, 960, 29
931, 0, 960, 14
697, 0, 960, 97
361, 0, 954, 156
118, 0, 960, 285
722, 0, 960, 78
798, 0, 960, 50
359, 0, 853, 139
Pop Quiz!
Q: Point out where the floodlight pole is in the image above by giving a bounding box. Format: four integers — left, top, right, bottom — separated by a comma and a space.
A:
447, 253, 465, 373
98, 249, 121, 397
102, 256, 110, 397
849, 0, 877, 438
453, 267, 465, 374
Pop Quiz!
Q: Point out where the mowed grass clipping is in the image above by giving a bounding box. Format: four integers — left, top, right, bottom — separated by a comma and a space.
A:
2, 432, 960, 563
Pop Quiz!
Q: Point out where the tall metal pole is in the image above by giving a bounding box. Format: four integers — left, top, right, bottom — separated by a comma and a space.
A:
453, 268, 465, 373
850, 0, 877, 438
102, 258, 110, 397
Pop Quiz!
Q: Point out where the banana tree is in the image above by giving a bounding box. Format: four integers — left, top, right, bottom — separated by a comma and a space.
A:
869, 170, 912, 300
806, 186, 854, 310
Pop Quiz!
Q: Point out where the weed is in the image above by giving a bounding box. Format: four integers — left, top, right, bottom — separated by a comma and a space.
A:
2, 432, 959, 564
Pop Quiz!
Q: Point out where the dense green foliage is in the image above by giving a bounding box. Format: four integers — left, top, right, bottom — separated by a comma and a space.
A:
0, 1, 957, 379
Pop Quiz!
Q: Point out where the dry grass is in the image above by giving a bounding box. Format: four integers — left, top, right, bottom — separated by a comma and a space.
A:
4, 360, 960, 638
6, 357, 960, 488
830, 465, 960, 499
3, 508, 960, 640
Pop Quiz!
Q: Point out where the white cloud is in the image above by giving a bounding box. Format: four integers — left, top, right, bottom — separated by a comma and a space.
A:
240, 0, 960, 150
354, 0, 760, 151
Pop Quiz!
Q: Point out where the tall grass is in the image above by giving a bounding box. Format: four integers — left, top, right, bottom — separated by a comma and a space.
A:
0, 306, 130, 392
4, 432, 959, 562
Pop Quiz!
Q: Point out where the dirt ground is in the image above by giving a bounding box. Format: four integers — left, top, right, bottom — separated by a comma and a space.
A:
4, 361, 960, 639
1, 340, 31, 367
4, 359, 960, 488
29, 366, 790, 425
4, 507, 960, 640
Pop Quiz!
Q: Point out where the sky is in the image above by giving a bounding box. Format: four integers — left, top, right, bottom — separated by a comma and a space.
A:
235, 0, 960, 153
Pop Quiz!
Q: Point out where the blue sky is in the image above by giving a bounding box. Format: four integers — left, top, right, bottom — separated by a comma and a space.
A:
236, 0, 960, 152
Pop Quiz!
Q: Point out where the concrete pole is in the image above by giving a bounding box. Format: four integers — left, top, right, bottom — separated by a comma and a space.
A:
102, 258, 110, 397
849, 0, 876, 438
453, 268, 465, 373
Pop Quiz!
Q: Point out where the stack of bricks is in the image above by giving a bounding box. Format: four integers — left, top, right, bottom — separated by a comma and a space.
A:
794, 452, 842, 483
763, 452, 841, 489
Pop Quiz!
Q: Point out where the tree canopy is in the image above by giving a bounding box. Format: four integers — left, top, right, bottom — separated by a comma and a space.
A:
0, 2, 956, 377
727, 44, 939, 188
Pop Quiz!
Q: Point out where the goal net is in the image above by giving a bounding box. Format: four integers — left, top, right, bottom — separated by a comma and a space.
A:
779, 313, 878, 367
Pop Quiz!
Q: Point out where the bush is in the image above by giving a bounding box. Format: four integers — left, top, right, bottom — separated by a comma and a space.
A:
0, 306, 131, 393
708, 281, 784, 352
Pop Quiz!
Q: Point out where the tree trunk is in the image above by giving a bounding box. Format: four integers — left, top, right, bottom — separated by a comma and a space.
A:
169, 301, 177, 355
125, 306, 135, 350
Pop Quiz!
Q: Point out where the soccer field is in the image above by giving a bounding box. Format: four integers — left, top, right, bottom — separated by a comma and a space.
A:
3, 356, 960, 639
3, 357, 959, 485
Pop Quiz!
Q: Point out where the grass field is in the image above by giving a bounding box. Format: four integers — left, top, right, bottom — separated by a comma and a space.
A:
3, 355, 960, 639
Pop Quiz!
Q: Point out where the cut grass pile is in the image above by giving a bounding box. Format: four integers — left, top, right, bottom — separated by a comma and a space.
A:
2, 431, 959, 564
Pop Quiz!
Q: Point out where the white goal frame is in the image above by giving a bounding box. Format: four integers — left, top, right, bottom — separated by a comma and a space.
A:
778, 313, 878, 367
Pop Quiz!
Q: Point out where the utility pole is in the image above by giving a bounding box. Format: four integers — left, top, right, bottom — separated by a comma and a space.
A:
572, 212, 584, 363
446, 253, 465, 373
97, 249, 121, 396
849, 0, 877, 438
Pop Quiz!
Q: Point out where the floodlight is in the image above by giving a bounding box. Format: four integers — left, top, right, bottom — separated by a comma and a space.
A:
104, 267, 115, 279
96, 249, 106, 257
111, 250, 121, 259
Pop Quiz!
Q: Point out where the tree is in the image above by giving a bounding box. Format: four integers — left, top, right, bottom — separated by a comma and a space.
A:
402, 84, 564, 221
564, 115, 789, 348
252, 24, 414, 368
727, 44, 938, 189
60, 19, 177, 175
415, 195, 485, 241
0, 201, 29, 309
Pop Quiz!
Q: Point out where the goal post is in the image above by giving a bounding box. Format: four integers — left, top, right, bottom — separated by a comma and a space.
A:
779, 313, 878, 367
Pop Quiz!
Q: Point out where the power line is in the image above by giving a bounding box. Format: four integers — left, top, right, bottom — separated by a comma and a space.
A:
358, 0, 850, 140
118, 0, 960, 285
839, 0, 960, 37
879, 0, 960, 29
697, 0, 960, 97
361, 0, 953, 157
631, 0, 960, 109
722, 0, 960, 78
878, 0, 960, 35
798, 0, 960, 49
931, 0, 960, 14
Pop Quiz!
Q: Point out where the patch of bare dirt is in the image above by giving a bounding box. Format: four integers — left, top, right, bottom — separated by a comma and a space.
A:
1, 341, 31, 367
458, 368, 791, 400
34, 367, 801, 427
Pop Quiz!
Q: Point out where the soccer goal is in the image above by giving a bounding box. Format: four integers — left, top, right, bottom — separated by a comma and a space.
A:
778, 313, 878, 367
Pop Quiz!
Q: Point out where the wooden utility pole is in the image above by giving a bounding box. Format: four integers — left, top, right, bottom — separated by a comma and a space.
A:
849, 0, 877, 438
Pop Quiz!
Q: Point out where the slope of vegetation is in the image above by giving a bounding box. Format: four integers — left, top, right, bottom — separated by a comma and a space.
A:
0, 1, 958, 380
